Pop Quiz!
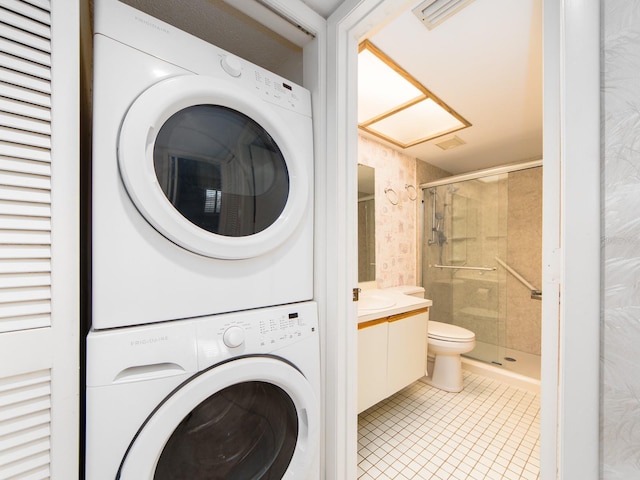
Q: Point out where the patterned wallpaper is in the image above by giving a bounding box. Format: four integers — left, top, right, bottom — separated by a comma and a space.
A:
358, 134, 418, 288
602, 1, 640, 477
357, 134, 451, 289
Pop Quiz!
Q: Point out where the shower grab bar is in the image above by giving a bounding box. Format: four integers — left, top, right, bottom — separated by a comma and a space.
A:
432, 264, 496, 272
494, 257, 542, 300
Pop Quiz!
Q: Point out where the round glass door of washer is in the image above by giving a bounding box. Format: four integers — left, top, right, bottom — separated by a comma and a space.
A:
154, 381, 297, 479
118, 75, 309, 259
117, 357, 319, 479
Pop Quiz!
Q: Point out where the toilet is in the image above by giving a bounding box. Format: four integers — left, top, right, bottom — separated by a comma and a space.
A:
425, 320, 476, 392
386, 285, 476, 393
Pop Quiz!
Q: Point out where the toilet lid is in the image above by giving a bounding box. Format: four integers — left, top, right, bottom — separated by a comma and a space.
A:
429, 321, 475, 341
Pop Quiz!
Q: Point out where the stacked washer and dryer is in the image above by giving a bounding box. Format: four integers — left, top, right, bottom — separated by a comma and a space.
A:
85, 1, 320, 478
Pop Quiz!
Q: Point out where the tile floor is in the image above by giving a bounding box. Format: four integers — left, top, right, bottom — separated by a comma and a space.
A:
357, 372, 540, 479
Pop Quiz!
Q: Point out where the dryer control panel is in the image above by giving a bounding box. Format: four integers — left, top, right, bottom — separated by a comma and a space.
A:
215, 52, 311, 116
251, 69, 305, 113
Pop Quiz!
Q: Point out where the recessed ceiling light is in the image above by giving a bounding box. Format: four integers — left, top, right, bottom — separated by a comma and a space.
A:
357, 40, 470, 148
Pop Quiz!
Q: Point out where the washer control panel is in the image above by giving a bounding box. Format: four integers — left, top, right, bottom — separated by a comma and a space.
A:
222, 325, 245, 348
197, 302, 318, 369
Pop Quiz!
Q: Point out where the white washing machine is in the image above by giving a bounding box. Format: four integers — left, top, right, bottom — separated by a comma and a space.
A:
85, 302, 320, 479
91, 0, 314, 329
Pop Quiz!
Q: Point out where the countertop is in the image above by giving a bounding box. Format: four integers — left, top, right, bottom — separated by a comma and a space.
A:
357, 289, 432, 324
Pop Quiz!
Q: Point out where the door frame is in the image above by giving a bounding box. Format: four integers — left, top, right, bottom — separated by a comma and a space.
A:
325, 0, 601, 479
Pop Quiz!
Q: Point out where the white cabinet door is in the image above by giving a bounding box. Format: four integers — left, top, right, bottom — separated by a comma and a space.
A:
387, 310, 428, 397
0, 0, 79, 478
357, 320, 388, 413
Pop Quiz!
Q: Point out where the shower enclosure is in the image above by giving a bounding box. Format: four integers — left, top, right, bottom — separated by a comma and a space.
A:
422, 162, 542, 378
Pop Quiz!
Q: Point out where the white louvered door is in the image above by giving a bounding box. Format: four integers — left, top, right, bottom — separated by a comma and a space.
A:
0, 0, 79, 478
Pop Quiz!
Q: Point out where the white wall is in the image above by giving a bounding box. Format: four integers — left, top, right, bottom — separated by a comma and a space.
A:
602, 1, 640, 478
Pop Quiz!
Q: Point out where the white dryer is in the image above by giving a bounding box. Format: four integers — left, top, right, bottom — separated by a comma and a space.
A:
91, 0, 314, 329
85, 302, 320, 479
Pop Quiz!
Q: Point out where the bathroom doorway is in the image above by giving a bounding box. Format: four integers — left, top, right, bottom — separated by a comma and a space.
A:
326, 0, 600, 478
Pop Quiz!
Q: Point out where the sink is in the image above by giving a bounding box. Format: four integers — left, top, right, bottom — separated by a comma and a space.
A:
358, 292, 396, 311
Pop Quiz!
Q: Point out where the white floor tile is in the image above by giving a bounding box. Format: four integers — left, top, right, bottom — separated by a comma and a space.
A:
357, 371, 540, 479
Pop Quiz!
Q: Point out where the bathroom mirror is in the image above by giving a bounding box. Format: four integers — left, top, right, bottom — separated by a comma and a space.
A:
358, 164, 376, 282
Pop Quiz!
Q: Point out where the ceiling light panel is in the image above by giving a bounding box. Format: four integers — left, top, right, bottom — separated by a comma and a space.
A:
357, 47, 424, 123
358, 40, 470, 148
366, 98, 466, 147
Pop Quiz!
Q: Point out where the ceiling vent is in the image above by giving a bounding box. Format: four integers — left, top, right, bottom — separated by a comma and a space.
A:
412, 0, 475, 30
434, 135, 466, 151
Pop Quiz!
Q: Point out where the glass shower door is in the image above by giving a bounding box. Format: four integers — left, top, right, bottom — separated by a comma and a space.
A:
423, 175, 508, 365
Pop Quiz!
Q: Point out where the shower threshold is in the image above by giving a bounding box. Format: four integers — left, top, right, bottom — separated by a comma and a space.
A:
462, 341, 541, 393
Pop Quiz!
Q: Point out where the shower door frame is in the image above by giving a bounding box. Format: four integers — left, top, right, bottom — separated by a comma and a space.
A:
420, 160, 543, 369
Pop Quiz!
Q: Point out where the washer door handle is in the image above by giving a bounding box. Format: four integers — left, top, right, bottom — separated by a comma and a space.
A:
114, 362, 185, 383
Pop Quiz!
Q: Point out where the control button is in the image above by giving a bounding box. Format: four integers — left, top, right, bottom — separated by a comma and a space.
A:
223, 326, 245, 348
221, 55, 242, 77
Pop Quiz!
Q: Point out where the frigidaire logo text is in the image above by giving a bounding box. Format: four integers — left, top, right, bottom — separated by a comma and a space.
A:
130, 336, 169, 347
134, 16, 170, 34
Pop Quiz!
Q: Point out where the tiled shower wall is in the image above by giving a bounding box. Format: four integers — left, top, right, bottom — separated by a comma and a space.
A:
602, 1, 640, 477
506, 168, 542, 355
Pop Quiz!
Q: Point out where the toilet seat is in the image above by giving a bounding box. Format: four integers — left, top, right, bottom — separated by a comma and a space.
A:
428, 321, 475, 342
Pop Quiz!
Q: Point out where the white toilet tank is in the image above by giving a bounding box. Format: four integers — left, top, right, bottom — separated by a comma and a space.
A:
387, 285, 425, 298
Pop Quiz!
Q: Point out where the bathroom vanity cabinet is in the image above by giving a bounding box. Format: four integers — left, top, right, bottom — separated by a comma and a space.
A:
357, 307, 429, 413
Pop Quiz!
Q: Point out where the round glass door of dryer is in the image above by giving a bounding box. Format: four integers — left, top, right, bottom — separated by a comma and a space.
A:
118, 75, 309, 259
117, 357, 319, 480
152, 105, 289, 238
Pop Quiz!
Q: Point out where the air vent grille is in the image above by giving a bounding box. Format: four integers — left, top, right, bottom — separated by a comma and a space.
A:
412, 0, 475, 30
435, 135, 466, 151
